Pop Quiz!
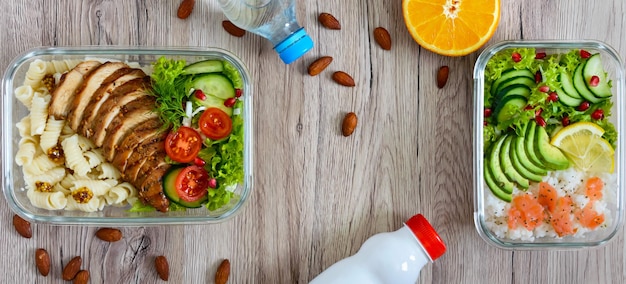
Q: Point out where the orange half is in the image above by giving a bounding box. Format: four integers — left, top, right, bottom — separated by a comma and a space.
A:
402, 0, 501, 56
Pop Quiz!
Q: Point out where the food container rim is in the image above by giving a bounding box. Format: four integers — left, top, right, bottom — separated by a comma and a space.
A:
472, 39, 626, 250
1, 45, 255, 226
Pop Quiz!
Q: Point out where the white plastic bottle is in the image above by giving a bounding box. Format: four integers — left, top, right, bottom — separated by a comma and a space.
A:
216, 0, 313, 64
309, 214, 446, 284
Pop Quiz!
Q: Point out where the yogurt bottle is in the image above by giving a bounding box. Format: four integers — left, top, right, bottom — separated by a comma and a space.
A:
309, 214, 446, 284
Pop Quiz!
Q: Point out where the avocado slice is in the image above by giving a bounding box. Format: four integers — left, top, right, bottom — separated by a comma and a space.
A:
500, 135, 529, 189
524, 122, 546, 168
510, 136, 542, 182
513, 135, 547, 176
534, 125, 570, 170
484, 160, 512, 202
488, 135, 515, 194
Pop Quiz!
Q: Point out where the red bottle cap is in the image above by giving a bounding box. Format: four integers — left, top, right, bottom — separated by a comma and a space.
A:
405, 214, 446, 261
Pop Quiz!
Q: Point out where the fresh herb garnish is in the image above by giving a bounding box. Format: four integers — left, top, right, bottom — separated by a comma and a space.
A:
150, 57, 190, 130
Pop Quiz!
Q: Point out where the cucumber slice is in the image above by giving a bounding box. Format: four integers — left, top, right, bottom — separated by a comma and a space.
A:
490, 69, 534, 96
573, 63, 601, 103
582, 54, 612, 98
495, 84, 531, 103
183, 60, 224, 75
494, 95, 527, 124
555, 87, 583, 107
494, 76, 535, 97
558, 70, 580, 99
192, 73, 235, 100
163, 167, 208, 208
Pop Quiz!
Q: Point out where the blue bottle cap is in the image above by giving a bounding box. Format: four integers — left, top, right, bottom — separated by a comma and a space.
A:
274, 28, 314, 64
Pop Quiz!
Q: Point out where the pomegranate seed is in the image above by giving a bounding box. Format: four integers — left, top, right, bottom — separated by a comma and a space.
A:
535, 108, 543, 117
535, 116, 546, 127
577, 101, 590, 111
591, 109, 604, 120
235, 88, 243, 98
535, 71, 542, 83
194, 157, 206, 166
589, 75, 600, 87
512, 52, 522, 63
538, 85, 550, 93
547, 92, 559, 102
484, 108, 492, 118
208, 178, 217, 189
224, 97, 236, 107
194, 90, 206, 100
562, 116, 570, 126
535, 52, 547, 59
580, 49, 591, 59
483, 121, 488, 126
524, 105, 534, 111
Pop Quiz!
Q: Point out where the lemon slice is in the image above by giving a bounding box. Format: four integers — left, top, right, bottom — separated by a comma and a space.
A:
550, 122, 614, 173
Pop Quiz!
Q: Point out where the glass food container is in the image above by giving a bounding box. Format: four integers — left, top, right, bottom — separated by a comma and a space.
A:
1, 46, 254, 225
473, 40, 625, 249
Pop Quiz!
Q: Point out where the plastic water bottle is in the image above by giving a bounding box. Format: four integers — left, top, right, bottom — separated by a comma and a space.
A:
216, 0, 313, 64
309, 214, 446, 284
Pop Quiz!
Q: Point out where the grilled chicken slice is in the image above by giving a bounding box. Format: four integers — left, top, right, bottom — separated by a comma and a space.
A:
67, 61, 129, 130
111, 119, 163, 171
137, 162, 171, 211
79, 68, 146, 138
48, 61, 101, 119
122, 137, 166, 182
91, 77, 151, 147
101, 97, 159, 161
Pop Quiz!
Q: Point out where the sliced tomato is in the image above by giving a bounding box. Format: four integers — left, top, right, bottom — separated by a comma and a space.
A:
175, 165, 209, 202
199, 107, 233, 140
165, 126, 202, 163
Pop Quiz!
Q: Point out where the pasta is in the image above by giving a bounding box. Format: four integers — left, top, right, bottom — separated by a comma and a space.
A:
14, 85, 34, 108
40, 117, 65, 153
23, 60, 47, 89
15, 139, 37, 166
29, 93, 50, 136
27, 188, 68, 210
14, 59, 140, 212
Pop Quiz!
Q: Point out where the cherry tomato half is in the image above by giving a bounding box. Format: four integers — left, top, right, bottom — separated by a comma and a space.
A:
199, 107, 233, 140
175, 165, 209, 202
165, 126, 202, 163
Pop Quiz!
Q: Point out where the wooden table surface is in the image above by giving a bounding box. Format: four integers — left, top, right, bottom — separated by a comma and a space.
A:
1, 0, 625, 283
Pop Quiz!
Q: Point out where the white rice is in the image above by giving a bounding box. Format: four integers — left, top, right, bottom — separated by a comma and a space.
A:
484, 168, 617, 241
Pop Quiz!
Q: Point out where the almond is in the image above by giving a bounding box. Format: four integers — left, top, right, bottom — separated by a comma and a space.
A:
373, 27, 392, 50
215, 259, 231, 284
95, 228, 122, 242
62, 256, 82, 281
437, 66, 449, 89
155, 255, 169, 281
318, 13, 341, 30
13, 214, 32, 238
35, 248, 50, 276
222, 20, 246, 37
341, 112, 358, 137
307, 56, 333, 76
177, 0, 195, 19
332, 71, 355, 87
73, 270, 89, 284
